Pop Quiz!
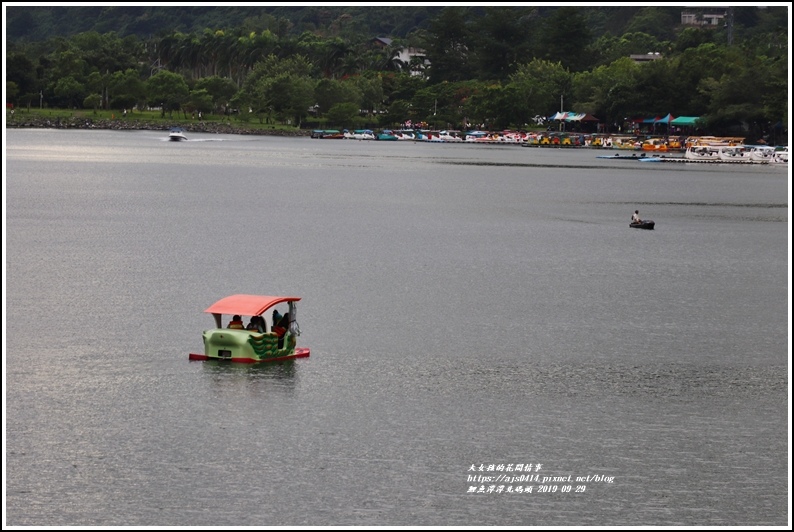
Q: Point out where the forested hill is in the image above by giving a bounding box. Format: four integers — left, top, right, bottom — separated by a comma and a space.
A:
4, 5, 775, 43
6, 5, 447, 41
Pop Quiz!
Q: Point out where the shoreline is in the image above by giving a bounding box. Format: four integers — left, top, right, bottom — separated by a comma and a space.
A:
5, 116, 310, 136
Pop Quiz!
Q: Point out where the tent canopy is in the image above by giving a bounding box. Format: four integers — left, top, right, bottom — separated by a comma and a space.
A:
670, 116, 701, 126
549, 111, 572, 120
567, 112, 599, 122
654, 113, 674, 124
549, 111, 600, 122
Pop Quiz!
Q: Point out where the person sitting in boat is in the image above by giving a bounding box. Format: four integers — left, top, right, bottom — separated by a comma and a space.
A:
271, 310, 292, 349
271, 310, 289, 335
632, 210, 642, 224
247, 316, 265, 333
227, 315, 245, 329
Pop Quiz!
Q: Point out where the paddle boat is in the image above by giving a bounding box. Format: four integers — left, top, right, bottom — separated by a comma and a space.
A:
189, 294, 310, 363
313, 129, 344, 139
640, 138, 671, 152
748, 145, 776, 163
771, 146, 788, 165
718, 145, 755, 163
684, 145, 720, 161
376, 129, 398, 140
347, 129, 375, 140
438, 130, 464, 142
169, 127, 187, 141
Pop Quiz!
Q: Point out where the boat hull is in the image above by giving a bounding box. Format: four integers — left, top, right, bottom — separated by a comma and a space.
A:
190, 328, 309, 363
630, 221, 655, 230
189, 347, 310, 364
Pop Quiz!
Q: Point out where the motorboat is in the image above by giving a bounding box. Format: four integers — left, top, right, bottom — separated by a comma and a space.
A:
169, 127, 187, 141
189, 294, 310, 363
630, 220, 655, 230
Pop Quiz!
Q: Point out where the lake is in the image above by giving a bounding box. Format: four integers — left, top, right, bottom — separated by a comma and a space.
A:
4, 128, 790, 526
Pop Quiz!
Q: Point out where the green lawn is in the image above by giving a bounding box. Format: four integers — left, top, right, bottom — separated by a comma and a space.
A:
7, 107, 306, 132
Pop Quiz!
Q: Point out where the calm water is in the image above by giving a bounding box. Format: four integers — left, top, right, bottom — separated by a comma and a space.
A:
4, 129, 790, 526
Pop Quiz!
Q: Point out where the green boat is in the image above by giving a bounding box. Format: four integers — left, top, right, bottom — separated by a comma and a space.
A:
189, 294, 310, 363
377, 130, 398, 140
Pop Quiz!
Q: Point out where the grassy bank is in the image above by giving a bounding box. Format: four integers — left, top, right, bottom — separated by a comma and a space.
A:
6, 107, 309, 135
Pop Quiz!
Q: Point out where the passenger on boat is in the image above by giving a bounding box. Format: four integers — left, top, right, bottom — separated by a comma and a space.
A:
228, 315, 245, 329
270, 310, 284, 333
247, 316, 265, 333
271, 310, 290, 347
632, 210, 642, 224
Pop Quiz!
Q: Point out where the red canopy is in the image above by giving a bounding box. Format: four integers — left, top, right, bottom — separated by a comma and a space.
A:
204, 294, 301, 316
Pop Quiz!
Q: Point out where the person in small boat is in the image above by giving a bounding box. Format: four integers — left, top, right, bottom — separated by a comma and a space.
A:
271, 310, 291, 348
632, 210, 642, 224
228, 315, 245, 329
247, 316, 265, 332
271, 310, 289, 335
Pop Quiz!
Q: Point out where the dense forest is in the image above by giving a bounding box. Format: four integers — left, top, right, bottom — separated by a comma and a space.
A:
5, 5, 789, 139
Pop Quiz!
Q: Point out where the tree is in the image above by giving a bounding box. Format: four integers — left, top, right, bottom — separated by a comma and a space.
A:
314, 78, 360, 114
326, 102, 359, 127
383, 99, 411, 127
53, 76, 85, 108
83, 93, 102, 113
351, 74, 383, 117
589, 32, 667, 67
7, 82, 20, 105
108, 68, 146, 110
622, 6, 680, 41
506, 59, 572, 119
571, 57, 640, 130
421, 7, 475, 83
6, 52, 38, 96
269, 75, 315, 126
194, 75, 238, 113
146, 70, 189, 117
185, 88, 214, 115
538, 7, 593, 72
700, 54, 784, 138
472, 7, 535, 81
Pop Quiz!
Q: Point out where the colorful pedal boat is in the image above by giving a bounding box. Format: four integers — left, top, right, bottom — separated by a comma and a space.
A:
189, 294, 310, 363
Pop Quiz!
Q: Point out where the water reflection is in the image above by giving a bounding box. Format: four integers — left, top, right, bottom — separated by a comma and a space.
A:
198, 359, 299, 398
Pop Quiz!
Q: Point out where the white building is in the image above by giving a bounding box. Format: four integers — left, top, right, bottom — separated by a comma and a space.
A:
373, 37, 429, 77
681, 7, 728, 26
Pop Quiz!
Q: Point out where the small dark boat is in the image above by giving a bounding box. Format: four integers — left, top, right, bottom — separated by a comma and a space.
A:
630, 220, 655, 230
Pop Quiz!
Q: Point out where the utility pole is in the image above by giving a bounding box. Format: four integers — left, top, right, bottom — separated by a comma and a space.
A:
726, 7, 734, 46
560, 95, 564, 131
39, 90, 43, 109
